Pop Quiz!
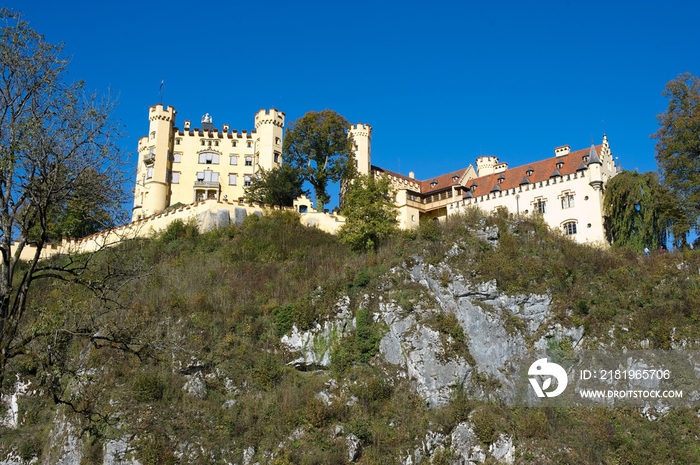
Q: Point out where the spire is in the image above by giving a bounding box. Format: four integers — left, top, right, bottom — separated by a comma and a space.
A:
587, 144, 601, 165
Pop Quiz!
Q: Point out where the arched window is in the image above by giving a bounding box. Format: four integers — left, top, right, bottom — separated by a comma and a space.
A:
563, 221, 577, 235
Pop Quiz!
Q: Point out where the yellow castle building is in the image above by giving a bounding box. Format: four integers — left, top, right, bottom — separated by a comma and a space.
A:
132, 104, 618, 245
132, 104, 286, 220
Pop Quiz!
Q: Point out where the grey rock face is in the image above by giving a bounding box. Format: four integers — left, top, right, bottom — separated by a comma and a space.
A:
450, 422, 486, 464
345, 433, 362, 462
104, 438, 140, 465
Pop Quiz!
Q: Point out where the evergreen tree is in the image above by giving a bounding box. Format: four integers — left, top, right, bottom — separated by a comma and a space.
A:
652, 72, 700, 244
338, 175, 398, 251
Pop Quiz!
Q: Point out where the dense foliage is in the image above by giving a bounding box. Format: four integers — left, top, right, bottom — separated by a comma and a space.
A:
243, 164, 306, 207
652, 72, 700, 244
282, 110, 355, 211
338, 175, 399, 251
603, 170, 673, 251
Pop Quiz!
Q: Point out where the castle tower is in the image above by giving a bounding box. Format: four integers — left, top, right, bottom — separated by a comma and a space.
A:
587, 144, 603, 191
349, 123, 372, 176
133, 104, 176, 220
475, 156, 498, 177
254, 109, 285, 170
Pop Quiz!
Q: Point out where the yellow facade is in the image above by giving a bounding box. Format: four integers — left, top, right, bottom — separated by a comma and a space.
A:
132, 104, 285, 220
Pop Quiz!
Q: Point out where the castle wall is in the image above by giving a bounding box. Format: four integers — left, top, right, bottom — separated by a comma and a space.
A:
449, 170, 607, 244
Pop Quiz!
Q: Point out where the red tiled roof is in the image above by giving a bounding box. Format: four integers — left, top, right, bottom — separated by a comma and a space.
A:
372, 165, 471, 194
467, 145, 600, 198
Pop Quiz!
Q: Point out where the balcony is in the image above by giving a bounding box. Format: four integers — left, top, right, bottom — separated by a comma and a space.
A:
194, 181, 219, 189
143, 151, 155, 165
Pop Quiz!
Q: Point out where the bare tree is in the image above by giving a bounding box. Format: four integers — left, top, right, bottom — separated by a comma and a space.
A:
0, 9, 128, 385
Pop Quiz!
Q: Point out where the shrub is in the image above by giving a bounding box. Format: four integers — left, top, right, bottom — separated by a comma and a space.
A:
132, 372, 165, 403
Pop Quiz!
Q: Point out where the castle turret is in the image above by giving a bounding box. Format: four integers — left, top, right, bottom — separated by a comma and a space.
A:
254, 109, 285, 170
476, 155, 498, 177
587, 144, 603, 191
133, 104, 176, 220
349, 123, 372, 176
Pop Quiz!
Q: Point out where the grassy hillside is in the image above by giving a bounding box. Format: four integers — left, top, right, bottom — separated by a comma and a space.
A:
3, 210, 700, 464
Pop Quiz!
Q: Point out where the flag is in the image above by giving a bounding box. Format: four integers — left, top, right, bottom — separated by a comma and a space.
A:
159, 79, 164, 91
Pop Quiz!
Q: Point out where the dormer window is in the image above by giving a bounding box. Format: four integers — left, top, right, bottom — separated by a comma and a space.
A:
452, 175, 459, 183
556, 161, 564, 169
583, 155, 589, 163
526, 168, 534, 177
470, 183, 477, 192
430, 180, 438, 188
498, 175, 505, 184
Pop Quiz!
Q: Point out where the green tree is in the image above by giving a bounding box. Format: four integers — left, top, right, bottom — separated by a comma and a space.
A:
282, 110, 355, 211
0, 10, 127, 385
338, 175, 398, 251
652, 72, 700, 244
244, 164, 306, 207
603, 170, 677, 251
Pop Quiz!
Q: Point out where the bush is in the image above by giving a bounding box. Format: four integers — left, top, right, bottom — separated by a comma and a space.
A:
133, 372, 165, 402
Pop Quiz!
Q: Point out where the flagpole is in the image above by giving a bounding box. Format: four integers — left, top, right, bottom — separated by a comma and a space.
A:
159, 79, 164, 104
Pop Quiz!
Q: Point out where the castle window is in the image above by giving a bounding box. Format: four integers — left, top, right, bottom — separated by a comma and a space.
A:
535, 198, 546, 214
214, 141, 219, 147
199, 152, 220, 164
229, 174, 237, 186
172, 172, 180, 184
208, 141, 212, 146
275, 137, 281, 145
146, 166, 153, 179
150, 131, 155, 140
245, 156, 253, 166
561, 193, 574, 209
244, 175, 252, 186
274, 152, 280, 163
201, 140, 205, 146
175, 138, 181, 145
230, 155, 238, 165
563, 221, 577, 235
232, 140, 237, 147
196, 170, 219, 183
247, 141, 252, 148
173, 153, 181, 163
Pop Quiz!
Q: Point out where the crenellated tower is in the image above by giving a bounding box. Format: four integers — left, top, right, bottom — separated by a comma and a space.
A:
133, 104, 175, 220
254, 109, 285, 170
475, 155, 498, 176
349, 123, 372, 176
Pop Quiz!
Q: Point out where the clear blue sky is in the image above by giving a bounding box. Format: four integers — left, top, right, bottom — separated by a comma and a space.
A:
10, 0, 700, 209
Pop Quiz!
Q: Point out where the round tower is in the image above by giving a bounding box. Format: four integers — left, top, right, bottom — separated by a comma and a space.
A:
475, 156, 498, 177
254, 109, 285, 170
133, 104, 176, 220
349, 123, 372, 176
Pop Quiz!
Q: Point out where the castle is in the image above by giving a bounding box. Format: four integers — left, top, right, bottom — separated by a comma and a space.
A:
132, 104, 618, 245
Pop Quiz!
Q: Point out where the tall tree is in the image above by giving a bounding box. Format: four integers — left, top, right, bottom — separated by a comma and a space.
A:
603, 171, 678, 251
338, 174, 398, 251
652, 72, 700, 244
283, 110, 356, 211
0, 9, 127, 385
244, 164, 306, 207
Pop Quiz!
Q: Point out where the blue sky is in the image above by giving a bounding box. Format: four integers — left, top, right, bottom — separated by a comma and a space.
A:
10, 0, 700, 209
